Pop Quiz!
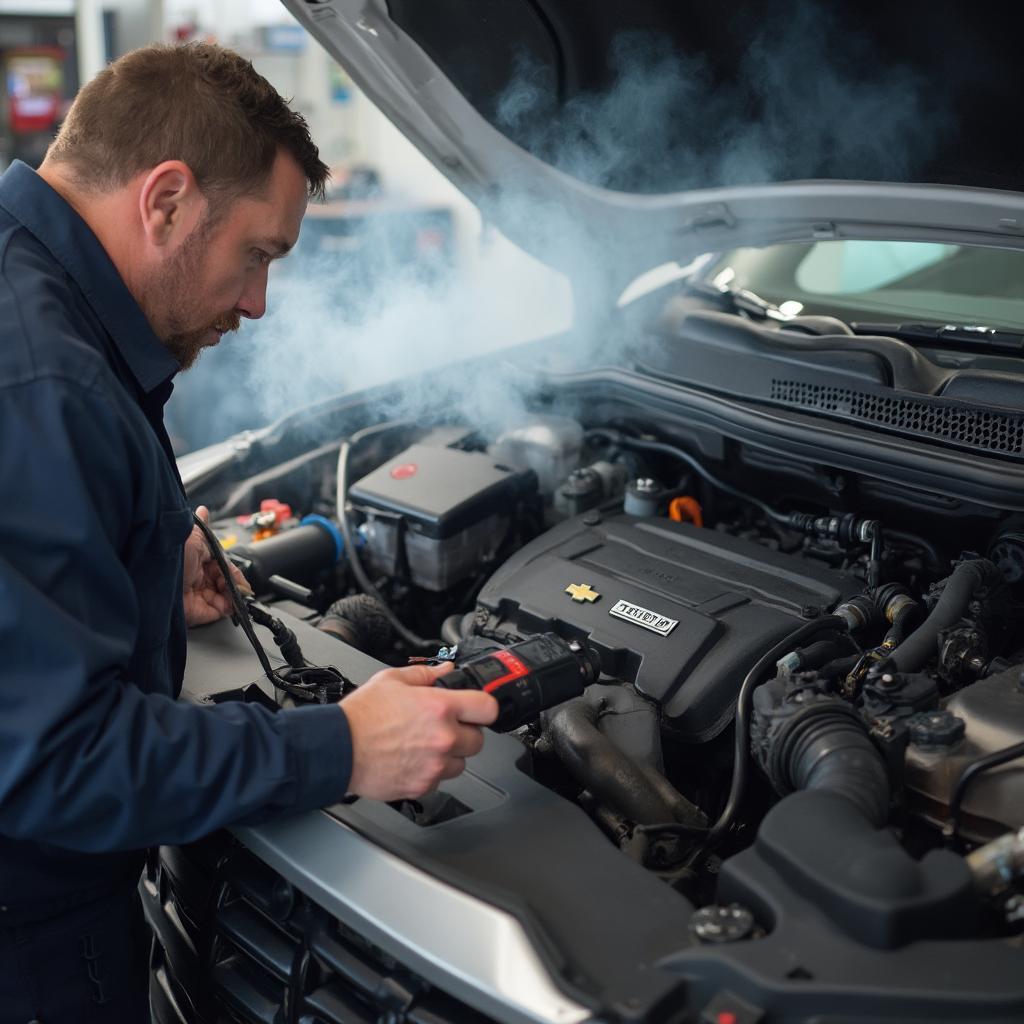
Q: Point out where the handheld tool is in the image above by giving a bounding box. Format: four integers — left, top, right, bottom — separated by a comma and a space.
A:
436, 633, 602, 731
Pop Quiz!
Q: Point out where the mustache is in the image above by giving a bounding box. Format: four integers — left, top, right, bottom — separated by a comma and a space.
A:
212, 312, 242, 334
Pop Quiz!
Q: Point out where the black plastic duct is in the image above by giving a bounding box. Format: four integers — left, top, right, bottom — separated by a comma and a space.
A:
739, 688, 976, 948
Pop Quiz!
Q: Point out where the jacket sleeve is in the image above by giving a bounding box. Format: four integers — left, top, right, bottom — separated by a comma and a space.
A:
0, 370, 352, 852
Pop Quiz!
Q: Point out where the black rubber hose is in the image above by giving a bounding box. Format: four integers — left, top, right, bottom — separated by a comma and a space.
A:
334, 422, 441, 651
889, 559, 1003, 673
868, 525, 883, 589
791, 638, 853, 672
705, 615, 847, 848
547, 698, 706, 828
774, 702, 890, 827
818, 653, 861, 680
885, 601, 919, 645
318, 594, 395, 655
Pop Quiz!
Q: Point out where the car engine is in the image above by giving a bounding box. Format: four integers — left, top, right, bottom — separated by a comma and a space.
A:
178, 386, 1024, 1020
210, 406, 1024, 861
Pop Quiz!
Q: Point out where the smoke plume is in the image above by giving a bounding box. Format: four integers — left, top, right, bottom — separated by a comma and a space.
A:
166, 4, 943, 453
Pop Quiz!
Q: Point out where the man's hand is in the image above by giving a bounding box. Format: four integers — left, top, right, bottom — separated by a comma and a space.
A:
341, 662, 499, 801
183, 506, 251, 627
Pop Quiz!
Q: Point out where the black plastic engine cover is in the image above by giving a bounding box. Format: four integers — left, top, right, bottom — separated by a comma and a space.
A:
476, 513, 860, 741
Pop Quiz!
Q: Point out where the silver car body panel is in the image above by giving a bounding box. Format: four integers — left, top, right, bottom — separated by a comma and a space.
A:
234, 814, 592, 1024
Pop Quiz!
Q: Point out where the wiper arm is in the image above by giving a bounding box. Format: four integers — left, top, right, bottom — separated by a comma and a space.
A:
852, 321, 1024, 353
689, 279, 1024, 353
687, 279, 794, 322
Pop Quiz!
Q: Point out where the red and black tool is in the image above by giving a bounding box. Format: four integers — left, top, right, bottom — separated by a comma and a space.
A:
436, 633, 602, 731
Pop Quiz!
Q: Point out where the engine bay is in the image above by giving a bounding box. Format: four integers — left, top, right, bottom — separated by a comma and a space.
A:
188, 386, 1024, 1018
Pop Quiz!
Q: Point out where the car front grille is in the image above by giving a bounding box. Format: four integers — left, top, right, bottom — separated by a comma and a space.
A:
143, 835, 492, 1024
769, 378, 1024, 457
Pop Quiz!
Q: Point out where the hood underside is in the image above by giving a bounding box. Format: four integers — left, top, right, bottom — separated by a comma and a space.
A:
283, 0, 1024, 291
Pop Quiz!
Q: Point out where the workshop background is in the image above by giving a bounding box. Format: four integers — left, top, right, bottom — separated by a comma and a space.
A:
0, 0, 573, 452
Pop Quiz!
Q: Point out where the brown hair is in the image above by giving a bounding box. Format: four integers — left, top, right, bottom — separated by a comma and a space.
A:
47, 42, 329, 203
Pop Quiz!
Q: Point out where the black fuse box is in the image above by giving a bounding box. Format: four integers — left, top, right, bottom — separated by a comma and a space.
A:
348, 444, 537, 590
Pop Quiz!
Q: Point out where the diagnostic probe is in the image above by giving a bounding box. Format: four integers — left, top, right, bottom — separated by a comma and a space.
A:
436, 633, 602, 731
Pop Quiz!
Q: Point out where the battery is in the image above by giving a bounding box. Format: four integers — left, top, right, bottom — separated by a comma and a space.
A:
349, 444, 537, 591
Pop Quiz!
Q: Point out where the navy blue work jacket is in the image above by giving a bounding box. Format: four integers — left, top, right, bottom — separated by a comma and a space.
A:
0, 161, 351, 922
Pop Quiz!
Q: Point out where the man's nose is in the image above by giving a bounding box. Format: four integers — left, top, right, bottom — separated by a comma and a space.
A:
237, 271, 268, 320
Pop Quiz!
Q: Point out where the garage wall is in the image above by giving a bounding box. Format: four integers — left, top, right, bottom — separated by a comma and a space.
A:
76, 0, 163, 81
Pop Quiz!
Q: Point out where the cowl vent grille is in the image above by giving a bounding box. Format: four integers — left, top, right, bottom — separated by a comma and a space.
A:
769, 379, 1024, 457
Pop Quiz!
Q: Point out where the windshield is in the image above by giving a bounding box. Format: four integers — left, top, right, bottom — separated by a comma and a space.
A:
702, 240, 1024, 332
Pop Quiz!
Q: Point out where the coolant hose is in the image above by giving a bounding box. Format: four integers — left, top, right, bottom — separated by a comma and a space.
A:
885, 601, 918, 644
546, 689, 706, 828
889, 558, 1003, 673
781, 637, 852, 674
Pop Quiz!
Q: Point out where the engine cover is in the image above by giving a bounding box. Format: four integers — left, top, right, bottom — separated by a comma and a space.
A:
476, 513, 860, 741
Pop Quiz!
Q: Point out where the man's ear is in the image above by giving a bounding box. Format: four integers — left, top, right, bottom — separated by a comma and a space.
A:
138, 160, 204, 249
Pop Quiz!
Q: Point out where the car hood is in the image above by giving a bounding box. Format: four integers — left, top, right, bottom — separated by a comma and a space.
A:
283, 0, 1024, 297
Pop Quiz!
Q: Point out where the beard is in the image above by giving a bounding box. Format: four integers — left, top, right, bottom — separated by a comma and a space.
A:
147, 219, 241, 370
163, 309, 241, 371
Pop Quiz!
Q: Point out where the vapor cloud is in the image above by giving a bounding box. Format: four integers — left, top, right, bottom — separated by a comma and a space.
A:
496, 10, 940, 194
166, 4, 943, 454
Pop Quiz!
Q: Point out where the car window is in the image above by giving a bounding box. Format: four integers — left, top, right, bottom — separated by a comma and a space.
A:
794, 240, 957, 294
705, 240, 1024, 331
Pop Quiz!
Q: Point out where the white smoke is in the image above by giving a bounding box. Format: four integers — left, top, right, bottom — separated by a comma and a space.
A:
166, 5, 943, 453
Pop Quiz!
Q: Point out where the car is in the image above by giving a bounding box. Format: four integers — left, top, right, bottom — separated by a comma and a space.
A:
146, 3, 1024, 1022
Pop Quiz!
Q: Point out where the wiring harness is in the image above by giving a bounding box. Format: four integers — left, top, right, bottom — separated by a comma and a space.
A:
192, 512, 354, 704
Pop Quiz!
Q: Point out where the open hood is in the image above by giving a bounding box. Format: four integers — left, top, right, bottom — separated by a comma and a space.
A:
283, 0, 1024, 297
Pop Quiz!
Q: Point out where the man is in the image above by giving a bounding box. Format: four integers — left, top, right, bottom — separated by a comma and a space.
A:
0, 42, 497, 1022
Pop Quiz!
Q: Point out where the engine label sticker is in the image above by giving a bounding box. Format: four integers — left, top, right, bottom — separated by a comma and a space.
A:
609, 599, 678, 636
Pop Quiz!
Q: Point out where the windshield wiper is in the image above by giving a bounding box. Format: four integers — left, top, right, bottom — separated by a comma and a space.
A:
687, 279, 793, 321
689, 279, 1024, 354
852, 322, 1024, 353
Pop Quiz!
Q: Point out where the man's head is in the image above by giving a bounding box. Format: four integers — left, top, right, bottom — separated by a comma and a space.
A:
40, 43, 329, 369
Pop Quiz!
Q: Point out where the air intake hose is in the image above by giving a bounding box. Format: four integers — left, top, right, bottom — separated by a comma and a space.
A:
757, 694, 889, 826
741, 680, 976, 948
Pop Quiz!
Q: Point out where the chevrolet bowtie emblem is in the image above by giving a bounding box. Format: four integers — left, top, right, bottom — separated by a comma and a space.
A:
565, 583, 600, 603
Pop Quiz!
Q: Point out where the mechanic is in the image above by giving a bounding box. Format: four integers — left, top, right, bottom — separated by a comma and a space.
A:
0, 42, 497, 1023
